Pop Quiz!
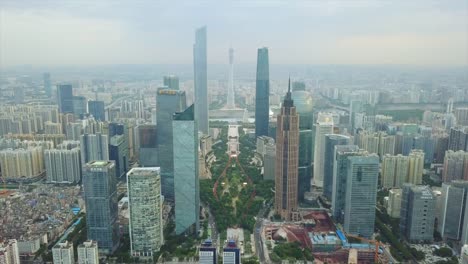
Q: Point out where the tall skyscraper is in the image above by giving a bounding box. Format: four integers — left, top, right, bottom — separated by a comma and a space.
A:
109, 135, 129, 178
313, 112, 334, 188
274, 81, 299, 221
156, 88, 187, 201
163, 75, 179, 90
83, 161, 119, 253
44, 148, 81, 183
343, 153, 379, 238
226, 48, 235, 109
52, 241, 74, 264
199, 239, 217, 264
80, 133, 109, 165
137, 124, 158, 167
44, 72, 52, 97
194, 26, 208, 134
127, 168, 164, 257
291, 86, 314, 201
323, 134, 350, 199
255, 47, 270, 138
331, 145, 360, 222
449, 127, 468, 151
73, 96, 87, 118
77, 240, 99, 264
173, 104, 200, 235
400, 184, 435, 242
88, 101, 105, 121
440, 181, 468, 244
57, 84, 74, 114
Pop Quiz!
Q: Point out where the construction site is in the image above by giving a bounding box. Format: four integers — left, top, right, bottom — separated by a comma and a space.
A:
262, 210, 389, 264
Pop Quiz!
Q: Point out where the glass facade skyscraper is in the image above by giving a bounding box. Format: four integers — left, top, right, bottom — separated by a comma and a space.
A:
88, 100, 105, 121
255, 47, 270, 138
173, 104, 200, 235
323, 134, 350, 199
163, 75, 179, 90
292, 88, 314, 201
83, 161, 119, 253
156, 88, 187, 201
331, 145, 360, 223
194, 26, 209, 135
137, 124, 158, 167
57, 84, 74, 114
343, 154, 379, 238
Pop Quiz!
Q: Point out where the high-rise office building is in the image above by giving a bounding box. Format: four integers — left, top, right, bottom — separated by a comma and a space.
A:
163, 75, 179, 90
88, 101, 105, 121
381, 154, 410, 188
44, 72, 52, 97
223, 240, 241, 264
199, 239, 217, 264
226, 48, 235, 109
44, 148, 81, 183
0, 239, 20, 264
173, 105, 200, 234
323, 134, 350, 199
194, 26, 208, 134
73, 96, 87, 118
408, 149, 425, 185
274, 82, 299, 221
156, 88, 187, 201
440, 181, 468, 244
109, 135, 129, 179
83, 161, 119, 253
343, 153, 379, 238
77, 240, 99, 264
313, 112, 334, 188
443, 150, 468, 182
57, 84, 74, 114
331, 145, 360, 222
80, 133, 109, 165
291, 87, 314, 201
137, 124, 158, 167
52, 241, 74, 264
263, 141, 276, 181
127, 168, 164, 257
400, 184, 435, 242
255, 47, 270, 138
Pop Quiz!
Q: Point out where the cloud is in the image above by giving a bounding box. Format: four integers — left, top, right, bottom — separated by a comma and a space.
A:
0, 0, 466, 66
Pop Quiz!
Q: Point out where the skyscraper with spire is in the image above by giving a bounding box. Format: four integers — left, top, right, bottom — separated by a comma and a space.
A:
226, 48, 235, 109
275, 79, 300, 221
194, 26, 209, 134
255, 47, 270, 138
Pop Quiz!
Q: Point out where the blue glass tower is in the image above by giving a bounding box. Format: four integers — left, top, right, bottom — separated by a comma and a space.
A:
88, 100, 105, 121
57, 84, 74, 113
83, 161, 119, 253
173, 104, 200, 235
194, 26, 209, 134
255, 47, 270, 138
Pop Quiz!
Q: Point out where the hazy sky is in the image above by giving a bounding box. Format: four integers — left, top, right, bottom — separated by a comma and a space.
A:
1, 0, 467, 66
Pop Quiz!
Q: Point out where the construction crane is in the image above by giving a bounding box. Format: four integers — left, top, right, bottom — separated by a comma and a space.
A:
344, 232, 382, 264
